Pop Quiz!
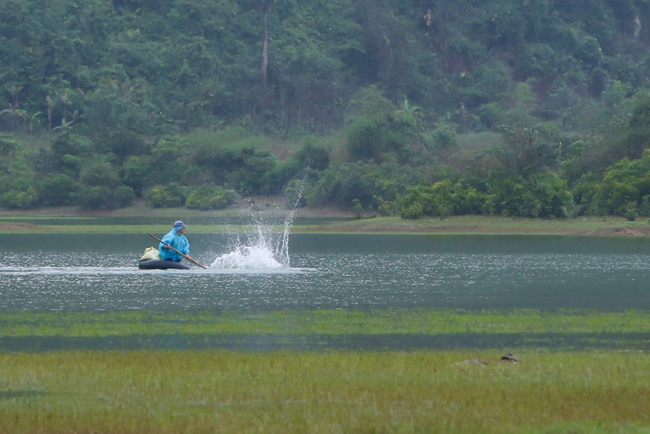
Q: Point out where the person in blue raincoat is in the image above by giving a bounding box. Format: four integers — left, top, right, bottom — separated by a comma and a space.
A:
159, 220, 193, 262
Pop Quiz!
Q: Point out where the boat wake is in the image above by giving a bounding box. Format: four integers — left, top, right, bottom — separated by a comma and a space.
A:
0, 265, 313, 276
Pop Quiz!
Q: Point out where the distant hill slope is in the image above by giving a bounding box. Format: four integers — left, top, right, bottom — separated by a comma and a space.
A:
1, 0, 650, 136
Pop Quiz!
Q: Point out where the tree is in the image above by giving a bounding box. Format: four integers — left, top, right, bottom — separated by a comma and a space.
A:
260, 0, 273, 87
344, 87, 415, 163
79, 159, 120, 189
623, 91, 650, 159
0, 104, 28, 132
494, 124, 558, 177
40, 174, 78, 206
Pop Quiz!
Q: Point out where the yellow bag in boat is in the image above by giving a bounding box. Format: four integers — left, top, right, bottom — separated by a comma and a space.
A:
140, 247, 161, 262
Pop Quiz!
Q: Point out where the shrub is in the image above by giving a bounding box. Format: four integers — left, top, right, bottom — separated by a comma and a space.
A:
40, 174, 78, 206
583, 152, 650, 217
78, 186, 113, 210
397, 181, 457, 219
79, 160, 120, 188
640, 196, 650, 217
377, 198, 396, 216
231, 150, 279, 195
400, 200, 424, 219
571, 172, 601, 216
398, 185, 433, 219
185, 186, 237, 211
453, 185, 484, 215
293, 142, 330, 171
528, 173, 573, 218
0, 188, 39, 209
395, 172, 572, 219
114, 186, 136, 208
145, 184, 186, 208
51, 133, 92, 160
624, 201, 638, 221
431, 124, 457, 151
122, 156, 148, 197
309, 162, 418, 209
352, 199, 363, 219
77, 185, 136, 210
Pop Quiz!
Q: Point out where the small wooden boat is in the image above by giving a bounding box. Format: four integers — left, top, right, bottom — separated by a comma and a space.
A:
138, 260, 191, 270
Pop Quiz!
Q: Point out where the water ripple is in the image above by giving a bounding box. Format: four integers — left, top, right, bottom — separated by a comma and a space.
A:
2, 235, 650, 311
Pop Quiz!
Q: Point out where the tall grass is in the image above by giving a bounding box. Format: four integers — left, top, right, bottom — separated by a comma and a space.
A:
2, 309, 649, 337
0, 350, 648, 433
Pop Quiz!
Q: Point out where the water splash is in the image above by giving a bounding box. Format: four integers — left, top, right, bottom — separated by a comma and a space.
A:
210, 245, 284, 269
211, 176, 307, 270
210, 222, 284, 269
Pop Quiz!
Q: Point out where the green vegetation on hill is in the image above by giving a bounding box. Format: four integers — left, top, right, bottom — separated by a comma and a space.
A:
3, 1, 650, 221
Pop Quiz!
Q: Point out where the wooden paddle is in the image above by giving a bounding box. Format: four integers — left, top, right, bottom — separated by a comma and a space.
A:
148, 233, 208, 269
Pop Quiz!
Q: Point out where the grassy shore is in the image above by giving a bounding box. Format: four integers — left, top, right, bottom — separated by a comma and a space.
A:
1, 309, 649, 337
300, 215, 650, 236
1, 214, 650, 236
2, 196, 650, 235
1, 310, 648, 432
0, 350, 648, 433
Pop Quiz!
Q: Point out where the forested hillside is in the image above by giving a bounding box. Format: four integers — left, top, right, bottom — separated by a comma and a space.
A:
3, 0, 650, 219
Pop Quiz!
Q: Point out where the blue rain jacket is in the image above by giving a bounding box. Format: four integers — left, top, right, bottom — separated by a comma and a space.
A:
159, 228, 191, 262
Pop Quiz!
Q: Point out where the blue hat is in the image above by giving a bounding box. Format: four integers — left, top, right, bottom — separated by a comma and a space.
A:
173, 220, 186, 229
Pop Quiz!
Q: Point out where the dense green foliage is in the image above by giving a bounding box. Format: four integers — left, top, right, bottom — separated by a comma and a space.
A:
3, 0, 650, 218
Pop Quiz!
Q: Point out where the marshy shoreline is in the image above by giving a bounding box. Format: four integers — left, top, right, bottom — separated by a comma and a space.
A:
1, 202, 650, 236
1, 309, 649, 432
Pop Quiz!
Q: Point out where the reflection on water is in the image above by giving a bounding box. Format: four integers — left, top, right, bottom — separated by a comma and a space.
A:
1, 234, 650, 311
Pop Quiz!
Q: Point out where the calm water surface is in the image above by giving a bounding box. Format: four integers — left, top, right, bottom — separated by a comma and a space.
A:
1, 234, 649, 312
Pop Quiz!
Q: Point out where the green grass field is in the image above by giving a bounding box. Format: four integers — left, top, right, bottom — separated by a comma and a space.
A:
0, 310, 649, 432
1, 309, 649, 337
0, 350, 648, 433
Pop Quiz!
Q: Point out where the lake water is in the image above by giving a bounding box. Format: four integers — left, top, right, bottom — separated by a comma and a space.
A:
1, 233, 649, 312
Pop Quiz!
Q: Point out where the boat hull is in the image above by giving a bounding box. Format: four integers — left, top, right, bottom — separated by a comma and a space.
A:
138, 260, 191, 270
